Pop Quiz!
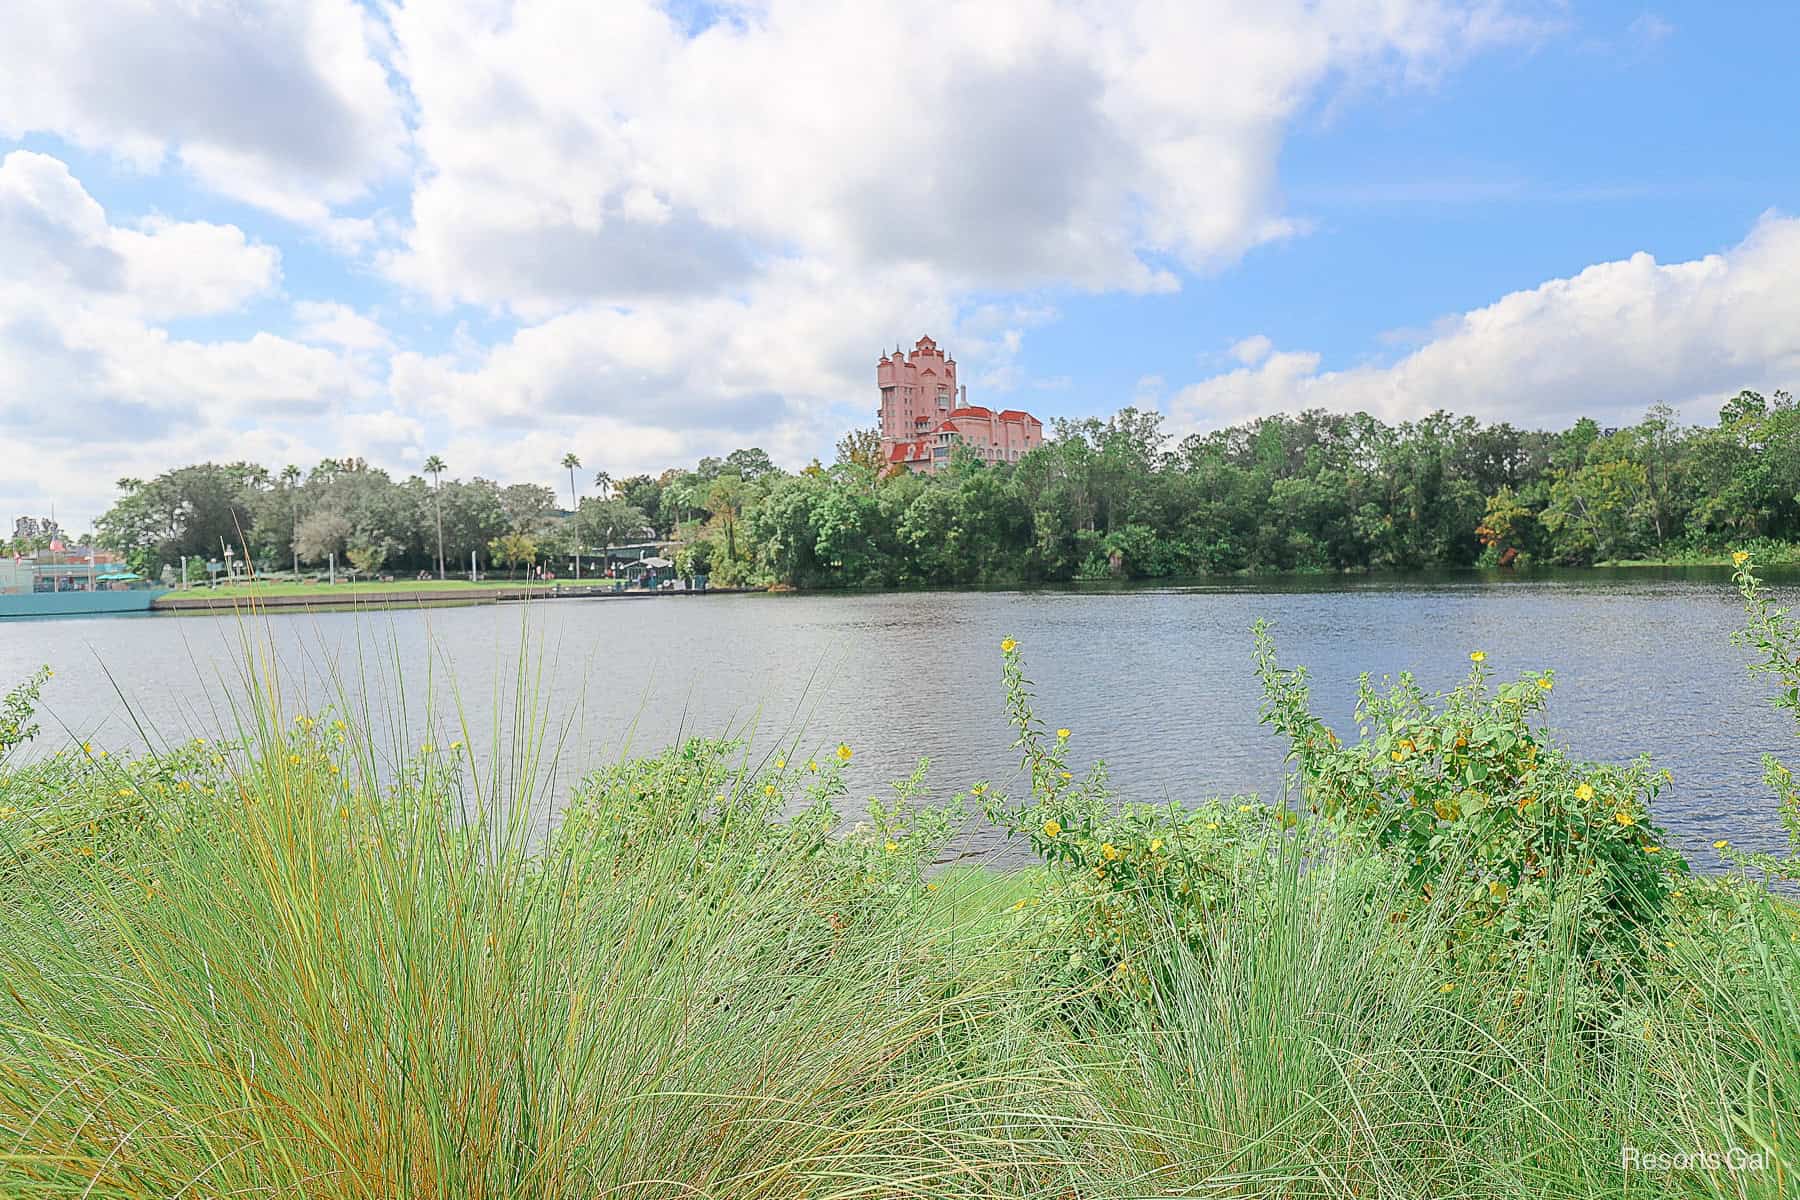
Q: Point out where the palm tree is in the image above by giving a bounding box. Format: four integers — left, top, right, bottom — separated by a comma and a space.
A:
280, 464, 302, 579
561, 453, 585, 580
423, 455, 448, 580
561, 453, 582, 511
592, 469, 612, 500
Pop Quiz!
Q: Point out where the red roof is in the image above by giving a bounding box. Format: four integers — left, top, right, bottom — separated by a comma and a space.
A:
996, 408, 1038, 422
885, 439, 933, 463
949, 405, 992, 419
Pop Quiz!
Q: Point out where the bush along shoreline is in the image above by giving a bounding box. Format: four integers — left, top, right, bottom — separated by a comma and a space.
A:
0, 561, 1797, 1197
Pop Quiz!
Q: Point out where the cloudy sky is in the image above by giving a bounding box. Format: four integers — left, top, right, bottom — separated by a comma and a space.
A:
2, 0, 1797, 530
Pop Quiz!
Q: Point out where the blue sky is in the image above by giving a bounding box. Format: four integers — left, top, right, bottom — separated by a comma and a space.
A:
2, 0, 1797, 529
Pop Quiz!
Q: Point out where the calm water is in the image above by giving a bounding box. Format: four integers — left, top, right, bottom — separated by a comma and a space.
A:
2, 568, 1795, 863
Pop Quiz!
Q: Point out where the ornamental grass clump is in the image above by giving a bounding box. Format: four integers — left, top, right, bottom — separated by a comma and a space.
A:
0, 640, 1064, 1199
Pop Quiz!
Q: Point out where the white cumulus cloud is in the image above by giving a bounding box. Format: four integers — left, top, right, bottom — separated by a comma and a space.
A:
385, 0, 1543, 312
0, 153, 377, 524
0, 0, 408, 225
1171, 214, 1800, 433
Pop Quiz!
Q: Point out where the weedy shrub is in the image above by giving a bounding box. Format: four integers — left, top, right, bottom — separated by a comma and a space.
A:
979, 635, 1280, 993
1728, 551, 1800, 882
1254, 618, 1686, 978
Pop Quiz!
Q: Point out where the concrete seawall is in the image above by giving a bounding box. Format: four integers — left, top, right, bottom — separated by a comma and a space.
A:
153, 586, 761, 613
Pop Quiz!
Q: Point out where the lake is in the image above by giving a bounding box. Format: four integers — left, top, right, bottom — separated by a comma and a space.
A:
2, 567, 1795, 863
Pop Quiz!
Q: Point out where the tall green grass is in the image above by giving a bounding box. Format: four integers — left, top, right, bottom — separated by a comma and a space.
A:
1, 618, 1796, 1198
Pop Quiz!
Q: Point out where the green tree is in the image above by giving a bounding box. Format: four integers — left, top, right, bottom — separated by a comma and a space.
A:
295, 510, 351, 567
561, 452, 582, 512
280, 464, 302, 578
423, 455, 447, 580
835, 427, 884, 474
488, 532, 538, 578
500, 483, 556, 535
575, 497, 649, 557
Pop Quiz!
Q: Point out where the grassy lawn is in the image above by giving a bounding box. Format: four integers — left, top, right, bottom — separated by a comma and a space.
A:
166, 576, 639, 599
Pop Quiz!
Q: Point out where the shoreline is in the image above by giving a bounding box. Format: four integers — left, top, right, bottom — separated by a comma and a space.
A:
152, 582, 764, 613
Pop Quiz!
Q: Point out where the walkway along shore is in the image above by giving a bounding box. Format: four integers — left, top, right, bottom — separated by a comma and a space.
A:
152, 585, 764, 613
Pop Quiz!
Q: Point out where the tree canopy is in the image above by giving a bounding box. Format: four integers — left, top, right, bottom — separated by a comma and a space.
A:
84, 391, 1799, 585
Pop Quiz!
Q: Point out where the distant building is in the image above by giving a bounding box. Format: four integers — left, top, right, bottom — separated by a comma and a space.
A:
11, 515, 60, 542
877, 336, 1043, 474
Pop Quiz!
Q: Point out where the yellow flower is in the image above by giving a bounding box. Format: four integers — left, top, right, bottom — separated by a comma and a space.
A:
116, 788, 132, 798
1101, 842, 1121, 861
775, 757, 786, 769
1732, 550, 1749, 566
1644, 844, 1660, 853
1390, 749, 1406, 762
1713, 839, 1729, 850
450, 741, 462, 751
1439, 982, 1456, 994
1205, 821, 1219, 831
288, 755, 301, 765
1000, 637, 1017, 653
421, 743, 434, 754
1149, 837, 1164, 853
1574, 783, 1595, 802
764, 784, 777, 798
884, 840, 898, 853
1536, 677, 1553, 691
82, 741, 93, 755
0, 805, 14, 819
1056, 728, 1070, 741
78, 845, 95, 858
1041, 819, 1061, 838
193, 738, 205, 747
836, 743, 853, 762
1614, 810, 1634, 827
807, 759, 819, 773
971, 783, 987, 796
1237, 804, 1253, 813
333, 720, 347, 732
1059, 770, 1072, 781
337, 807, 349, 820
1469, 651, 1486, 663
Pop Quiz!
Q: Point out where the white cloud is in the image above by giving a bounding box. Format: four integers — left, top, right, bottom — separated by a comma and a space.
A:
389, 256, 956, 478
386, 0, 1540, 312
0, 153, 376, 525
0, 151, 281, 320
293, 301, 392, 352
1171, 214, 1800, 433
1627, 12, 1675, 44
1230, 334, 1274, 366
0, 0, 407, 225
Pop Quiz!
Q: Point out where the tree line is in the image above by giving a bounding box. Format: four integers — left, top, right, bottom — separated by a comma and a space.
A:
57, 389, 1800, 586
